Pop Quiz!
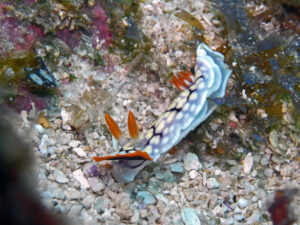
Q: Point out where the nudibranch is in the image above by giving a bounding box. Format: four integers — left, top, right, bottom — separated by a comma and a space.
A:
93, 43, 232, 182
25, 58, 58, 88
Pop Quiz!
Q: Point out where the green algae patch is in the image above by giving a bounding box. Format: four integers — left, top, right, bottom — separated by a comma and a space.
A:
175, 10, 205, 31
101, 0, 153, 63
0, 51, 37, 87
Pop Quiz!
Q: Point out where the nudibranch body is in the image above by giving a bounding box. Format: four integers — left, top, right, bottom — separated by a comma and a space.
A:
93, 43, 232, 182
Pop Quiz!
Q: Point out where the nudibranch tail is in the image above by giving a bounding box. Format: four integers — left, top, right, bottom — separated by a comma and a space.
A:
105, 112, 122, 140
93, 150, 152, 162
128, 111, 139, 139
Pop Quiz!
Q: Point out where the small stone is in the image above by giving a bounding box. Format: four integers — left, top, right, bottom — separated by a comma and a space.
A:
94, 197, 114, 213
57, 133, 73, 145
243, 153, 253, 174
228, 111, 239, 122
234, 214, 245, 221
163, 169, 176, 182
223, 217, 234, 224
53, 168, 69, 183
150, 62, 159, 71
39, 134, 50, 157
154, 168, 175, 182
37, 113, 51, 128
41, 191, 54, 199
155, 193, 169, 205
264, 168, 273, 177
206, 178, 219, 189
238, 198, 249, 208
170, 162, 184, 173
116, 208, 133, 219
260, 157, 269, 166
246, 210, 261, 224
251, 196, 259, 202
183, 153, 202, 171
69, 140, 81, 148
91, 132, 99, 139
137, 191, 156, 205
131, 209, 140, 223
61, 109, 71, 124
88, 177, 105, 192
73, 147, 87, 157
117, 192, 131, 209
68, 205, 82, 217
280, 165, 292, 177
82, 195, 95, 208
64, 189, 81, 199
73, 169, 90, 188
34, 124, 44, 133
181, 207, 201, 225
189, 170, 198, 179
269, 130, 278, 149
175, 50, 183, 58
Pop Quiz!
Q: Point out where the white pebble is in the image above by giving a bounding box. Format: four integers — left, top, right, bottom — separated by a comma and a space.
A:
88, 177, 105, 192
61, 109, 72, 123
73, 169, 90, 188
234, 214, 245, 222
246, 210, 261, 224
251, 196, 259, 202
34, 124, 44, 133
68, 205, 83, 217
206, 178, 219, 189
183, 153, 202, 171
73, 147, 87, 157
53, 168, 69, 183
243, 153, 253, 174
238, 198, 249, 208
39, 134, 50, 157
92, 132, 99, 139
69, 140, 81, 148
189, 170, 199, 179
175, 50, 183, 58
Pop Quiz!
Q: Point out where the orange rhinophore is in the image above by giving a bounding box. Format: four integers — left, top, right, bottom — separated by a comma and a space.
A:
93, 150, 153, 162
105, 112, 122, 140
128, 110, 139, 139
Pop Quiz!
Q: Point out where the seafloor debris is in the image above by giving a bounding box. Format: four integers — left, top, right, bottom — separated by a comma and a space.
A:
268, 188, 299, 225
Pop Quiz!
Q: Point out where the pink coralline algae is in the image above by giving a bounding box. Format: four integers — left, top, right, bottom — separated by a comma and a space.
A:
55, 4, 111, 51
90, 4, 112, 48
56, 28, 81, 51
10, 86, 48, 113
0, 14, 43, 54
